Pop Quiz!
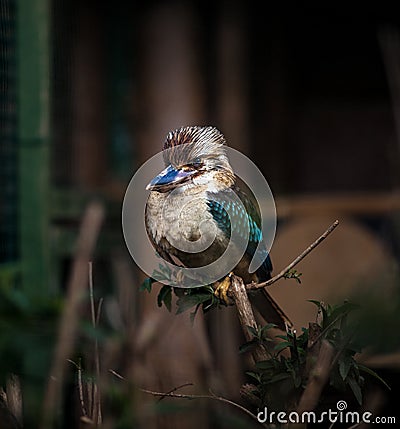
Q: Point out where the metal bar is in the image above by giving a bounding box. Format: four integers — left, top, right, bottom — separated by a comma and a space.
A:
17, 0, 50, 295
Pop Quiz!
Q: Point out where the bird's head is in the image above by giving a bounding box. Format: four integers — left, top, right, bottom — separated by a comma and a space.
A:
146, 126, 234, 192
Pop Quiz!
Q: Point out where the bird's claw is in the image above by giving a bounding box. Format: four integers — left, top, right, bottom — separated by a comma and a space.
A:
214, 273, 234, 305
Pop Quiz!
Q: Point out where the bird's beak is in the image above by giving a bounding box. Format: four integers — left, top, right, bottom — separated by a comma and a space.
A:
146, 164, 196, 192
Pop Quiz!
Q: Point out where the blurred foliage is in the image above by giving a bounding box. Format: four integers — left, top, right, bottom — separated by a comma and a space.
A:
0, 284, 61, 385
0, 263, 397, 426
350, 273, 400, 354
0, 281, 61, 423
243, 300, 390, 411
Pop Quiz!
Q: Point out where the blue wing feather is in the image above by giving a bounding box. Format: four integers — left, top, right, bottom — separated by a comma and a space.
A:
206, 180, 272, 282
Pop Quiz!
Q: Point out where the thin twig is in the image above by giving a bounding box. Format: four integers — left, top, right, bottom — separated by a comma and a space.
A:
89, 262, 96, 327
78, 361, 87, 418
247, 220, 339, 290
96, 298, 104, 327
109, 369, 124, 380
109, 371, 264, 427
67, 359, 88, 417
88, 261, 102, 425
156, 383, 194, 402
140, 386, 265, 427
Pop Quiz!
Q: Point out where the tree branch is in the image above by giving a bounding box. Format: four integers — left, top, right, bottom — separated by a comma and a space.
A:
140, 386, 265, 427
155, 383, 194, 402
296, 340, 335, 414
109, 370, 265, 427
246, 220, 339, 290
230, 275, 270, 362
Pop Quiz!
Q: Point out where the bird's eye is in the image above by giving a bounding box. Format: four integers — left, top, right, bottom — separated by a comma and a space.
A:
191, 158, 203, 168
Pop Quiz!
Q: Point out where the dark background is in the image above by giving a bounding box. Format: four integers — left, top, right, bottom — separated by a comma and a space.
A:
1, 1, 400, 427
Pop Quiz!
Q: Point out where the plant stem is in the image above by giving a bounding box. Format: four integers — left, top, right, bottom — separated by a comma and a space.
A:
247, 220, 339, 290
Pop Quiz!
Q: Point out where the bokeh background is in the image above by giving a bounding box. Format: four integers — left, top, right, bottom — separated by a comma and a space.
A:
1, 1, 400, 427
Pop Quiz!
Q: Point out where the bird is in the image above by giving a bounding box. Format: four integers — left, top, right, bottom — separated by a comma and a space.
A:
145, 125, 291, 329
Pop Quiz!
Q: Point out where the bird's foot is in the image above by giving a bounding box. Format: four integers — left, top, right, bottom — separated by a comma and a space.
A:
214, 272, 234, 305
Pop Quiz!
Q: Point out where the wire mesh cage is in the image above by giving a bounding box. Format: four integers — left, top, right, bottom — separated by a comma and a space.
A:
0, 0, 17, 264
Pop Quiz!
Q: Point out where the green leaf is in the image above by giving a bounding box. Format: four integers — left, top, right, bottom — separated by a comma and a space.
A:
203, 285, 215, 294
358, 364, 391, 391
152, 269, 169, 282
307, 299, 327, 327
189, 304, 202, 326
202, 295, 218, 312
327, 302, 358, 326
284, 269, 302, 284
245, 371, 262, 383
347, 376, 363, 405
339, 356, 353, 380
275, 334, 290, 341
292, 372, 302, 388
260, 323, 278, 337
265, 373, 291, 384
256, 360, 275, 370
176, 293, 211, 314
273, 341, 291, 353
158, 263, 172, 276
157, 286, 172, 312
246, 325, 259, 338
139, 277, 154, 293
239, 339, 258, 354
